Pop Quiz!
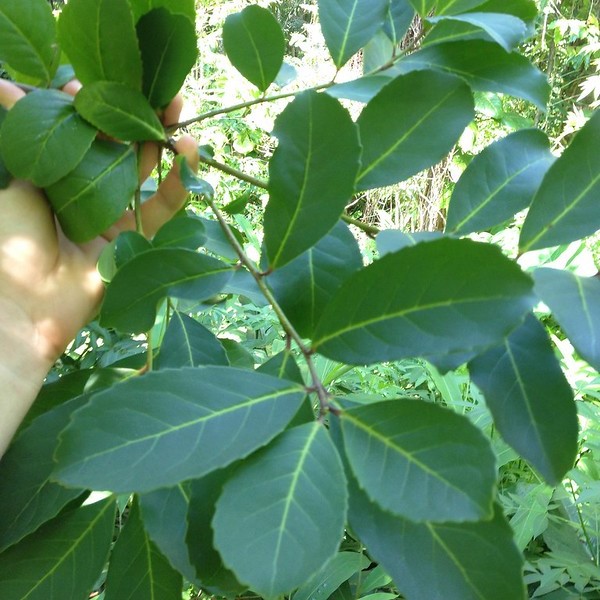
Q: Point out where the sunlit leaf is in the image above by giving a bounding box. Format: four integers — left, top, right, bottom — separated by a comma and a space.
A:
445, 129, 554, 235
313, 238, 535, 365
469, 313, 578, 485
519, 110, 600, 252
129, 0, 195, 21
264, 91, 360, 268
0, 90, 96, 187
318, 0, 388, 68
223, 5, 285, 91
214, 423, 347, 598
356, 70, 474, 191
53, 366, 305, 492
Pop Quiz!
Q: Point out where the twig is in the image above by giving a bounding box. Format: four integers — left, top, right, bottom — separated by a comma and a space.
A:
342, 214, 380, 237
198, 154, 268, 190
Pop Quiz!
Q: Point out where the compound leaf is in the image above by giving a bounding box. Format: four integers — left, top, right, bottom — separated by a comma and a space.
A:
53, 367, 305, 493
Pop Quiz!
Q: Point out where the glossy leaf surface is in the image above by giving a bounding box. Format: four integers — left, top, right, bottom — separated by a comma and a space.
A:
223, 5, 285, 91
100, 248, 233, 333
74, 81, 166, 141
214, 423, 347, 598
469, 314, 577, 485
313, 238, 535, 365
54, 367, 305, 492
376, 230, 443, 255
533, 268, 600, 371
395, 40, 550, 110
264, 91, 360, 268
268, 221, 363, 338
0, 498, 116, 600
58, 0, 142, 87
0, 90, 96, 187
104, 500, 182, 600
520, 110, 600, 251
356, 70, 474, 191
317, 0, 388, 68
45, 140, 137, 243
0, 0, 56, 83
341, 401, 496, 521
137, 8, 198, 107
445, 129, 555, 235
155, 311, 229, 369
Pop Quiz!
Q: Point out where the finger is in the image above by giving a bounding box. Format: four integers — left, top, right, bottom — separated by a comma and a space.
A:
140, 135, 199, 237
62, 80, 82, 97
0, 80, 25, 109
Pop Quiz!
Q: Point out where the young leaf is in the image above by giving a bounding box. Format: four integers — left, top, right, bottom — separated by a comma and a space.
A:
267, 221, 363, 338
468, 313, 578, 485
445, 129, 555, 235
139, 485, 199, 585
58, 0, 142, 87
0, 498, 116, 600
313, 238, 535, 365
137, 8, 198, 107
0, 0, 56, 83
129, 0, 195, 22
264, 91, 361, 268
0, 395, 90, 553
533, 268, 600, 372
104, 499, 182, 600
53, 367, 305, 492
100, 249, 233, 333
348, 482, 526, 600
317, 0, 388, 68
155, 311, 229, 369
356, 70, 474, 191
383, 0, 415, 45
425, 13, 529, 52
223, 6, 285, 92
394, 40, 550, 111
340, 400, 496, 522
0, 90, 96, 187
186, 469, 247, 595
74, 81, 166, 141
519, 110, 600, 252
152, 213, 206, 250
45, 140, 137, 243
213, 423, 348, 598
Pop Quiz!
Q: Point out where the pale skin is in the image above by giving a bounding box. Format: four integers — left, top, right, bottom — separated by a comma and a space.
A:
0, 80, 199, 457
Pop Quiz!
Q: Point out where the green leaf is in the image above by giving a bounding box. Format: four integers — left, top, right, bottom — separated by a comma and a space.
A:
0, 395, 90, 553
74, 81, 166, 141
264, 91, 361, 268
469, 313, 578, 485
223, 6, 285, 92
533, 268, 600, 372
356, 71, 474, 191
213, 423, 348, 598
445, 129, 555, 235
394, 41, 550, 111
376, 230, 443, 255
348, 483, 526, 600
268, 222, 363, 338
313, 238, 535, 365
45, 140, 137, 243
100, 248, 233, 334
340, 401, 496, 521
221, 339, 255, 369
137, 8, 198, 107
317, 0, 388, 68
129, 0, 195, 22
53, 366, 305, 492
258, 351, 304, 385
0, 90, 96, 187
155, 311, 229, 369
293, 552, 371, 600
152, 213, 206, 250
383, 0, 415, 45
115, 231, 153, 267
104, 499, 182, 600
425, 13, 529, 52
138, 485, 199, 585
58, 0, 142, 87
476, 0, 538, 24
327, 75, 396, 103
186, 468, 247, 595
519, 110, 600, 252
0, 0, 56, 83
0, 498, 116, 600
